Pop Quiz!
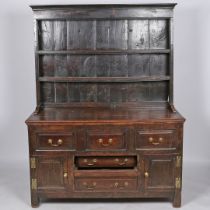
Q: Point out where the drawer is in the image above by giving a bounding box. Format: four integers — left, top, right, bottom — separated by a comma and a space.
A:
75, 156, 137, 169
85, 130, 128, 151
135, 129, 176, 150
75, 177, 137, 192
36, 133, 75, 151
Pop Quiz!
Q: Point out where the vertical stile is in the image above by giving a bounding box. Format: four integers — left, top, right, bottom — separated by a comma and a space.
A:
126, 19, 129, 78
93, 20, 98, 102
169, 17, 174, 104
67, 20, 70, 103
125, 19, 129, 96
148, 20, 151, 49
148, 20, 151, 99
34, 19, 41, 110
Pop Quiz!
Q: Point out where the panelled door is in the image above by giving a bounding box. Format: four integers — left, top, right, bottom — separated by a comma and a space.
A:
36, 156, 69, 191
143, 155, 176, 191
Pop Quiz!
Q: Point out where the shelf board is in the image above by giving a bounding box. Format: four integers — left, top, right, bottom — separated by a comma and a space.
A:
39, 76, 170, 83
37, 49, 170, 55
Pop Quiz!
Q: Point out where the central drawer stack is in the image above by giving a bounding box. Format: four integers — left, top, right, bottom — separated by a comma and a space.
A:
72, 127, 139, 194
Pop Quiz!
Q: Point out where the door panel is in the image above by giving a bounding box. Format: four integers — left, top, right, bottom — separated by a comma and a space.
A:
144, 155, 175, 191
36, 156, 68, 190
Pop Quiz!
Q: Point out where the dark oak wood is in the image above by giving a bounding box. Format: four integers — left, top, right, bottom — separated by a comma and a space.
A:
39, 76, 170, 82
75, 156, 137, 169
37, 49, 171, 55
26, 4, 185, 208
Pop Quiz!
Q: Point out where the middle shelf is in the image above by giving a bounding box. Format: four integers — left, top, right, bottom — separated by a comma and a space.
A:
39, 76, 170, 83
37, 49, 171, 55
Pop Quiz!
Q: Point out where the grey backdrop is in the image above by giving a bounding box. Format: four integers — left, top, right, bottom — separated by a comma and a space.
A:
0, 0, 210, 209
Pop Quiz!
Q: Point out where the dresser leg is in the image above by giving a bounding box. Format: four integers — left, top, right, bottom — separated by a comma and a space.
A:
31, 193, 40, 208
172, 190, 181, 208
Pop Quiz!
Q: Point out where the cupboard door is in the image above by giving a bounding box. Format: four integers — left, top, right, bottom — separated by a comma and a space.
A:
36, 156, 68, 191
144, 155, 175, 191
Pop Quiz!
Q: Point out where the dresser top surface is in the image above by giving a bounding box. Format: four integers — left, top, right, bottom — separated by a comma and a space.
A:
26, 103, 184, 124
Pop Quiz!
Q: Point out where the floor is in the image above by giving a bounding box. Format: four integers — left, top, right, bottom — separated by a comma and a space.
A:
0, 160, 210, 210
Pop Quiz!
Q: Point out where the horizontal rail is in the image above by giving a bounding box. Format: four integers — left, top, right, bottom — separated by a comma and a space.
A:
37, 49, 170, 55
39, 76, 170, 83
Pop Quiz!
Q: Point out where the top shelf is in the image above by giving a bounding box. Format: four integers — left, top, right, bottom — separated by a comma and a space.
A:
37, 49, 171, 55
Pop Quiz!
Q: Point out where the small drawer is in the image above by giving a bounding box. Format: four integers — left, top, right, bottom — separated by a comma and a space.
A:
36, 133, 75, 151
135, 129, 176, 150
86, 130, 127, 151
75, 177, 137, 192
76, 156, 137, 169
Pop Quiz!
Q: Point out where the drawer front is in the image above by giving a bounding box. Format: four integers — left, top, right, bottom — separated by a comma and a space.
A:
76, 156, 137, 168
135, 129, 176, 150
75, 177, 137, 192
86, 129, 128, 151
36, 133, 75, 151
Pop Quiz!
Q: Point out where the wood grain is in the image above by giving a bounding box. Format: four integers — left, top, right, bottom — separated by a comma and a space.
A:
150, 20, 168, 49
39, 21, 54, 50
96, 20, 127, 50
67, 21, 95, 50
128, 20, 149, 49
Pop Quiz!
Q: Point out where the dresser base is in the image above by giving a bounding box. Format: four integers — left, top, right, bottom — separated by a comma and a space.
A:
26, 106, 184, 208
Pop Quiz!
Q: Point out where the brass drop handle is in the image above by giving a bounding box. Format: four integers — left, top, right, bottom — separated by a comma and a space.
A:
114, 182, 119, 187
83, 158, 97, 166
115, 158, 128, 166
48, 138, 63, 147
148, 137, 163, 145
151, 142, 160, 145
63, 172, 68, 178
98, 138, 113, 147
144, 172, 149, 178
83, 182, 97, 190
114, 181, 129, 189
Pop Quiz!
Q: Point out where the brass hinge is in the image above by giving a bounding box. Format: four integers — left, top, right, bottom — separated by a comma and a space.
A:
30, 158, 36, 169
176, 156, 182, 168
175, 177, 181, 189
31, 179, 37, 190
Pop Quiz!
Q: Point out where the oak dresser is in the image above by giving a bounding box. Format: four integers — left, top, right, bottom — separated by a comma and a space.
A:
26, 4, 185, 208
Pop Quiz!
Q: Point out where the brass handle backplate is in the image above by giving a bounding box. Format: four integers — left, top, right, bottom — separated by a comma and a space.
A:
148, 137, 164, 145
114, 181, 129, 189
48, 138, 63, 147
83, 182, 97, 190
98, 138, 113, 147
115, 158, 128, 166
83, 158, 97, 166
159, 137, 164, 142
